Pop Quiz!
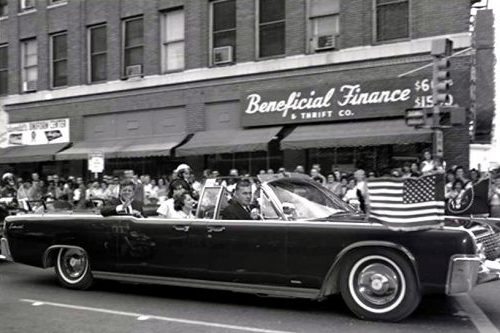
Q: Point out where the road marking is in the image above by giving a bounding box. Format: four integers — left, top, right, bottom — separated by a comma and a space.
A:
454, 295, 500, 333
20, 299, 295, 333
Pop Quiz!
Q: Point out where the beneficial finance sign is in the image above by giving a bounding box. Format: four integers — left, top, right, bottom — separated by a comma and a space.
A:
240, 72, 469, 127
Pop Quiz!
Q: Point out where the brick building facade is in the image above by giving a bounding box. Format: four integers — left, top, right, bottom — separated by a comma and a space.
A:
0, 0, 479, 178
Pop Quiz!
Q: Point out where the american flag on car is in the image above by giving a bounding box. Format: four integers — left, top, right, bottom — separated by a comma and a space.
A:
367, 174, 445, 231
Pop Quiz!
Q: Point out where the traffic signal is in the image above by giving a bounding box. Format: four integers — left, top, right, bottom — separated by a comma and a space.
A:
431, 38, 452, 107
432, 57, 451, 105
405, 108, 426, 127
438, 106, 466, 126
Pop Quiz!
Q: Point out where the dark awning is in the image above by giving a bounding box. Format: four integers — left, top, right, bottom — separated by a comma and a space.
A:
56, 135, 186, 160
176, 127, 282, 157
281, 119, 433, 150
0, 143, 71, 163
56, 139, 125, 160
115, 134, 187, 158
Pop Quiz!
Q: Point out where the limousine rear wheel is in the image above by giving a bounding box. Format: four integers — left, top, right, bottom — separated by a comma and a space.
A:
55, 247, 93, 290
339, 248, 420, 322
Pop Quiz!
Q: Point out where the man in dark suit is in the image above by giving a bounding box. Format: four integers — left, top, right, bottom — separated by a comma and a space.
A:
101, 180, 143, 217
221, 179, 255, 220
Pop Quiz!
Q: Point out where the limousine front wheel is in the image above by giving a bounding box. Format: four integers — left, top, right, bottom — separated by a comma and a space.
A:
339, 248, 420, 322
55, 247, 93, 290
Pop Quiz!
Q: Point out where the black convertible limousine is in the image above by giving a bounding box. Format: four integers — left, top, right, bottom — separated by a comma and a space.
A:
2, 176, 500, 321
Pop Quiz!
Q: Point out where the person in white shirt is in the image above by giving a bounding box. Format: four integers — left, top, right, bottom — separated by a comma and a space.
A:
157, 179, 191, 217
420, 150, 434, 174
171, 192, 196, 219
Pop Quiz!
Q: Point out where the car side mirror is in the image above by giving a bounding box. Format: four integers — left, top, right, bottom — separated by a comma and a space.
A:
282, 202, 297, 220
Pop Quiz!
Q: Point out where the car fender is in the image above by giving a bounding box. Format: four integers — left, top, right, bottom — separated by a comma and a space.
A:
318, 241, 420, 298
43, 244, 88, 268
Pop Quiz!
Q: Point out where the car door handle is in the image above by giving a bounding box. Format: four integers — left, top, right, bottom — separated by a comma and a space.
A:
172, 225, 190, 232
207, 226, 225, 233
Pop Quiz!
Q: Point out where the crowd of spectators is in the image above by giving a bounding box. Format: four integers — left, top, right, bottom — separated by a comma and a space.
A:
1, 150, 499, 218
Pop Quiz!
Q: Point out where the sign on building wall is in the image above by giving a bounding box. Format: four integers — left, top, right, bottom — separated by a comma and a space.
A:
88, 151, 105, 173
240, 71, 469, 127
7, 118, 70, 146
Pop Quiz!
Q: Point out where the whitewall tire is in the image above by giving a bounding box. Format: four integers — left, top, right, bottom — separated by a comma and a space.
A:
339, 248, 420, 321
55, 247, 93, 290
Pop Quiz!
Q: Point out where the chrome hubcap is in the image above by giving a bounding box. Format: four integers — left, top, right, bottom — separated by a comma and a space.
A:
356, 263, 399, 306
61, 249, 87, 279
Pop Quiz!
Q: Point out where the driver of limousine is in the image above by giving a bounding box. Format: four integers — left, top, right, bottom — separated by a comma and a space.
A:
101, 180, 143, 217
221, 179, 260, 220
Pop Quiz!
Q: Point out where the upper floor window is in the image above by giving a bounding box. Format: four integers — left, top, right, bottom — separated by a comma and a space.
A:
161, 9, 184, 72
309, 0, 339, 52
123, 16, 143, 77
0, 0, 8, 17
50, 32, 67, 87
50, 0, 66, 4
210, 0, 236, 66
375, 0, 409, 42
19, 0, 35, 12
21, 39, 37, 92
257, 0, 285, 58
88, 24, 107, 83
0, 45, 7, 95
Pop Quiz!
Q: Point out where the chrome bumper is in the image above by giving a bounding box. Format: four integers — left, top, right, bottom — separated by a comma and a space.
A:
0, 237, 12, 261
446, 254, 500, 295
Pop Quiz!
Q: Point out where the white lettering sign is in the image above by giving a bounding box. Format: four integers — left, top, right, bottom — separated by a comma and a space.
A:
244, 85, 411, 120
6, 118, 70, 146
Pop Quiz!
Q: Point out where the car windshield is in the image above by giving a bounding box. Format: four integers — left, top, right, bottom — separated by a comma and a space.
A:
266, 178, 356, 220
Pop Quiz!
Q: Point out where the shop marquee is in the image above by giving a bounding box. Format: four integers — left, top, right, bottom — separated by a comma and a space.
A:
7, 118, 70, 147
240, 71, 469, 127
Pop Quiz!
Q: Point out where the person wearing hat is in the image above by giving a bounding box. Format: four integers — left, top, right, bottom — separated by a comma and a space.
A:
173, 163, 201, 199
1, 173, 17, 199
174, 164, 191, 182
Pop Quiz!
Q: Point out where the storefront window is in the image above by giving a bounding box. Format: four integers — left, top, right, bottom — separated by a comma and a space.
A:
306, 143, 430, 177
206, 150, 282, 176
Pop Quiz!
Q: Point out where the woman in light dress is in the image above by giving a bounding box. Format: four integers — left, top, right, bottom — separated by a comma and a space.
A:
171, 192, 196, 219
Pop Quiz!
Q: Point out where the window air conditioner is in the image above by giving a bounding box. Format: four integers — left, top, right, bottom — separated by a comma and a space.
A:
23, 80, 37, 92
213, 46, 233, 65
315, 34, 336, 51
125, 64, 142, 77
21, 0, 35, 10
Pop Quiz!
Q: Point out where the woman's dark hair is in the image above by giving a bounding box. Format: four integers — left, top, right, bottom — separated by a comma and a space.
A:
168, 179, 191, 198
173, 191, 190, 211
452, 179, 465, 190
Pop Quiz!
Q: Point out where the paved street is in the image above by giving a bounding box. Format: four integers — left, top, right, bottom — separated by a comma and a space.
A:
0, 262, 498, 333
